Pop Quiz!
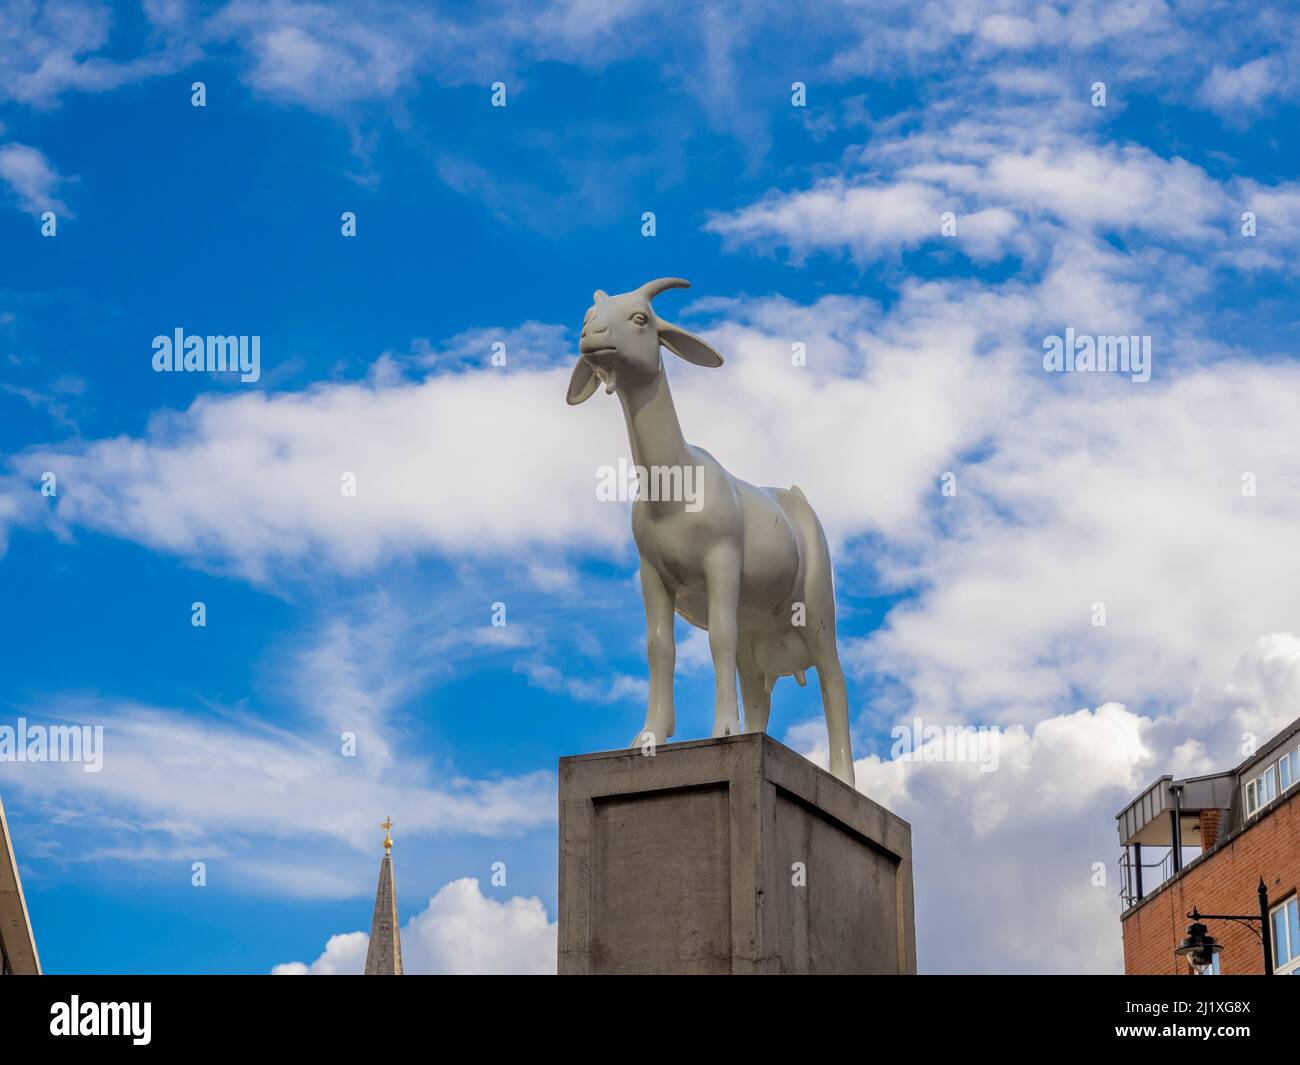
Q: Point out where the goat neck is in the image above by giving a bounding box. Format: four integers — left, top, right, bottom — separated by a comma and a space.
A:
615, 364, 693, 474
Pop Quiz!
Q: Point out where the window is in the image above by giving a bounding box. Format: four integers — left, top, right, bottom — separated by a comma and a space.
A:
1246, 765, 1278, 817
1280, 747, 1300, 793
1272, 896, 1300, 975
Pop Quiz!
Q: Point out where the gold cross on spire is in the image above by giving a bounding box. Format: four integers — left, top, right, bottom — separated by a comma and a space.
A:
381, 816, 394, 852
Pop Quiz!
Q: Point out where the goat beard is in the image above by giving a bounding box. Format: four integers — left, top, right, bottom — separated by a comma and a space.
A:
593, 366, 618, 394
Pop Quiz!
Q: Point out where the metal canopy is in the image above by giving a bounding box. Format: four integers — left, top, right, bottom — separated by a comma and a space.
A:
1116, 772, 1234, 847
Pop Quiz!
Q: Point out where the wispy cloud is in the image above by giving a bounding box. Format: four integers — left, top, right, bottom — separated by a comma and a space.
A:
0, 0, 193, 107
0, 143, 71, 215
3, 596, 559, 895
6, 359, 632, 579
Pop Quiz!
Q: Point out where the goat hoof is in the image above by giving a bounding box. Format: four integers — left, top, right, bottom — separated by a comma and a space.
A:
630, 724, 673, 749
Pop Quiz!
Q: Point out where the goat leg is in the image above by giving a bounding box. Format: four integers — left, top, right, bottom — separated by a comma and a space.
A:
704, 548, 743, 737
631, 558, 676, 746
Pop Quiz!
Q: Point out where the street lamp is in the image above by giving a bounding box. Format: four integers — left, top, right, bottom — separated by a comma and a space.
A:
1175, 916, 1222, 972
1176, 877, 1274, 975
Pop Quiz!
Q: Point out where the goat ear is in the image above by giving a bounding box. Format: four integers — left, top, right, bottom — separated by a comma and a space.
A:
658, 320, 723, 368
566, 356, 600, 405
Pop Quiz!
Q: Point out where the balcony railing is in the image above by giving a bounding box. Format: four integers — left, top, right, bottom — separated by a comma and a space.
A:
1118, 847, 1180, 909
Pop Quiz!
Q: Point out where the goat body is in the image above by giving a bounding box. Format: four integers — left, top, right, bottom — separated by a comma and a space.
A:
567, 278, 855, 786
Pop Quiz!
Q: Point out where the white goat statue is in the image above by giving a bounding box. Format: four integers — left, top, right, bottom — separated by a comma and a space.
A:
567, 278, 855, 786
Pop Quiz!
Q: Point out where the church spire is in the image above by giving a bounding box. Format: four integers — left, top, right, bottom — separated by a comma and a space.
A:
363, 817, 403, 975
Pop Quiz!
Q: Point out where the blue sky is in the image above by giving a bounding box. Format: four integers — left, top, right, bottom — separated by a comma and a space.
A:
3, 0, 1300, 975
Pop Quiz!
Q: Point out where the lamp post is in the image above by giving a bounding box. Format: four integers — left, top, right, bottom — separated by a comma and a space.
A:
1176, 877, 1273, 975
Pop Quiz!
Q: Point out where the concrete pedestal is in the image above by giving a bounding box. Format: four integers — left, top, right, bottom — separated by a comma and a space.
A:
558, 733, 916, 975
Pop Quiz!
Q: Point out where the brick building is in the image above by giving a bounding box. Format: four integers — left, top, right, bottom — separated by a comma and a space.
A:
1117, 716, 1300, 975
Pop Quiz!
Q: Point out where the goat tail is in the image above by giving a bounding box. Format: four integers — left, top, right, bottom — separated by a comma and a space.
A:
789, 484, 806, 499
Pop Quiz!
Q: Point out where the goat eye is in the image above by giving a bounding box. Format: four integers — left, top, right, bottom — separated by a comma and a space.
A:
632, 313, 647, 326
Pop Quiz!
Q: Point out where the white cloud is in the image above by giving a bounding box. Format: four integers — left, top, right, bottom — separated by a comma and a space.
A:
10, 227, 1297, 743
6, 280, 1029, 574
272, 931, 366, 974
524, 560, 578, 592
209, 0, 438, 110
1218, 634, 1300, 742
204, 0, 665, 115
0, 143, 70, 215
0, 0, 191, 106
10, 362, 634, 581
698, 100, 1300, 973
4, 1, 1297, 147
707, 127, 1229, 267
1231, 180, 1300, 271
3, 600, 557, 890
5, 698, 555, 866
1199, 57, 1279, 112
274, 877, 556, 974
674, 626, 713, 673
413, 320, 571, 371
821, 0, 1280, 112
838, 669, 1300, 974
794, 704, 1151, 971
857, 359, 1300, 726
795, 703, 1148, 972
707, 180, 965, 263
514, 658, 647, 706
976, 13, 1037, 49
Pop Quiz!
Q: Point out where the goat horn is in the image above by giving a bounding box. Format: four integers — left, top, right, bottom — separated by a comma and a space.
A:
636, 277, 690, 301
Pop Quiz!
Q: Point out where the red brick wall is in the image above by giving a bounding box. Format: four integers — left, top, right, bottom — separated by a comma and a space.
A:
1122, 794, 1300, 974
1199, 809, 1222, 851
